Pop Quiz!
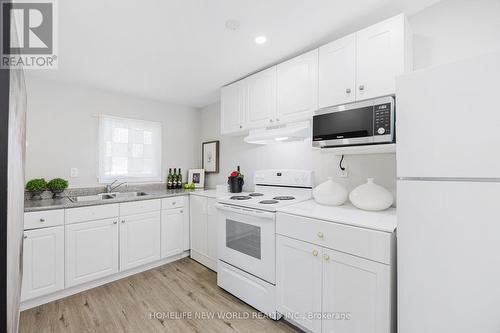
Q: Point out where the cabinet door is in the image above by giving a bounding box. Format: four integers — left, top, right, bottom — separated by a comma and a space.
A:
190, 195, 208, 255
356, 14, 405, 101
161, 208, 184, 258
246, 66, 277, 129
120, 211, 161, 271
318, 34, 356, 108
276, 235, 322, 333
21, 226, 64, 301
182, 198, 190, 251
65, 218, 119, 287
221, 80, 246, 134
277, 49, 318, 122
322, 249, 391, 333
206, 198, 218, 263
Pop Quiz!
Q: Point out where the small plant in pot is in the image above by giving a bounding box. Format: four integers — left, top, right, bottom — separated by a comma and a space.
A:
25, 178, 47, 200
47, 178, 69, 198
228, 168, 244, 193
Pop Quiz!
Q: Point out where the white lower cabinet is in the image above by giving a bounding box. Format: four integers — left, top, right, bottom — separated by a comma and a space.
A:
190, 195, 218, 271
65, 218, 119, 287
120, 211, 161, 271
21, 226, 64, 301
276, 235, 322, 333
161, 208, 184, 258
277, 234, 393, 333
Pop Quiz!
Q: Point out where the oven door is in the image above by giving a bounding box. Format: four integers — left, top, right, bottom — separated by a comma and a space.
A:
216, 203, 276, 284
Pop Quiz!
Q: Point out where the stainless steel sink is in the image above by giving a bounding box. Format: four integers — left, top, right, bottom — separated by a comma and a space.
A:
69, 192, 149, 202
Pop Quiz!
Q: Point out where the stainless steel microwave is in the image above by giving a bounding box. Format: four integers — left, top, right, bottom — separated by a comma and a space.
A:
312, 96, 395, 149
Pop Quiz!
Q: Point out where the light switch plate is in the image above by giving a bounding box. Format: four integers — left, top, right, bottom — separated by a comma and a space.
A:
70, 168, 78, 178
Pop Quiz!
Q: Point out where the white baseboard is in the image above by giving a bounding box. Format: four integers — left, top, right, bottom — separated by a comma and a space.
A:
20, 251, 190, 311
190, 250, 217, 272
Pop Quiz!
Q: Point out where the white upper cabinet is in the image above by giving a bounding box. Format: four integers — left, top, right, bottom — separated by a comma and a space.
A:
356, 14, 411, 101
221, 80, 246, 134
318, 34, 356, 108
246, 66, 277, 129
277, 49, 318, 122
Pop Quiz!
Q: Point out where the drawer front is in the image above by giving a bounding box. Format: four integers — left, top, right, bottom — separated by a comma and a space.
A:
65, 204, 119, 224
161, 196, 185, 210
120, 199, 161, 216
24, 209, 64, 230
276, 212, 393, 264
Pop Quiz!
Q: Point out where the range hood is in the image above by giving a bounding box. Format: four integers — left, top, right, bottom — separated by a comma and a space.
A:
244, 121, 310, 145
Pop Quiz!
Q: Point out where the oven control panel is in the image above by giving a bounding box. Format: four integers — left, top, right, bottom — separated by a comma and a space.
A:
374, 103, 391, 135
254, 170, 314, 188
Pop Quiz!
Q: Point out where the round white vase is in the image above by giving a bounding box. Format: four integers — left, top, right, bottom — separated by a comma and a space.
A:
313, 177, 348, 206
349, 178, 393, 211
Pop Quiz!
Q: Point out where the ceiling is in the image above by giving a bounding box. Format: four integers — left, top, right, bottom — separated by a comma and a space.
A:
29, 0, 441, 108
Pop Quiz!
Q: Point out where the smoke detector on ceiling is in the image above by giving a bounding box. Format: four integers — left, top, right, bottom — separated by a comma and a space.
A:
225, 19, 240, 31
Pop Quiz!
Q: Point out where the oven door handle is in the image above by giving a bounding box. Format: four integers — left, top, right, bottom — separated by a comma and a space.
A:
215, 203, 275, 220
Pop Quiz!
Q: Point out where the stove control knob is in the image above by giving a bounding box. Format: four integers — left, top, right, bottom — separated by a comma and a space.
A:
377, 127, 386, 135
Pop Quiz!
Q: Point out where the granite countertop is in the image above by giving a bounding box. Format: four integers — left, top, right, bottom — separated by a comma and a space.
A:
24, 189, 193, 212
277, 199, 397, 233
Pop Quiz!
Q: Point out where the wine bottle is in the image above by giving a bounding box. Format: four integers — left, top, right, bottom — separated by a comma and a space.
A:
167, 168, 172, 189
177, 168, 182, 189
172, 168, 177, 189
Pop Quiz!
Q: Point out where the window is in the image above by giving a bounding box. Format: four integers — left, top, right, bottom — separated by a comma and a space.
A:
98, 115, 162, 183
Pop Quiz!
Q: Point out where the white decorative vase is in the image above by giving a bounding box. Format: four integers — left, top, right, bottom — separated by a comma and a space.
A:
349, 178, 393, 211
313, 177, 348, 206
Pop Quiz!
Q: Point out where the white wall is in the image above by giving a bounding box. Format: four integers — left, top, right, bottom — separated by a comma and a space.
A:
25, 76, 201, 188
200, 0, 500, 194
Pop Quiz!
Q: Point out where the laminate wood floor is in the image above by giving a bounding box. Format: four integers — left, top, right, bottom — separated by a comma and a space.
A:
19, 258, 300, 333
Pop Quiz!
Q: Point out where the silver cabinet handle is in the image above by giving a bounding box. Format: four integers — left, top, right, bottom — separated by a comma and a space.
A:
346, 88, 351, 94
113, 221, 118, 224
121, 219, 125, 223
39, 218, 45, 222
359, 85, 365, 91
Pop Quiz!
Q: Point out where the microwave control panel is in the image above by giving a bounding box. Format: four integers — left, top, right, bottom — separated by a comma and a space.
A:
374, 103, 392, 135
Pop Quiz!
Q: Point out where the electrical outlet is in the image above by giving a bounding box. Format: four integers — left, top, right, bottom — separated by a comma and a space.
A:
337, 156, 348, 178
70, 168, 78, 178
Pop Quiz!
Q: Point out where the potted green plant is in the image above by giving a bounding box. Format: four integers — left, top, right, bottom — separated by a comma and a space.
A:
25, 178, 47, 200
47, 178, 69, 198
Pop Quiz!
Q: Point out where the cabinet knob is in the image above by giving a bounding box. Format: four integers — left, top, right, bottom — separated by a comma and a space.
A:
346, 88, 351, 94
121, 219, 125, 223
180, 210, 183, 213
323, 254, 330, 261
172, 202, 176, 205
113, 221, 118, 224
276, 118, 280, 122
312, 249, 319, 257
239, 125, 243, 129
359, 85, 365, 91
23, 235, 27, 239
269, 119, 274, 123
39, 218, 45, 222
317, 232, 324, 239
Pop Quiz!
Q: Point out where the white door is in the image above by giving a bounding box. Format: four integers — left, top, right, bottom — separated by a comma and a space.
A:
318, 34, 356, 108
161, 208, 184, 258
190, 195, 207, 255
321, 248, 391, 333
221, 80, 246, 134
356, 14, 405, 101
276, 235, 322, 333
65, 218, 119, 287
277, 49, 318, 122
206, 198, 218, 263
120, 211, 161, 271
398, 181, 500, 333
182, 198, 190, 251
21, 226, 64, 301
246, 66, 277, 129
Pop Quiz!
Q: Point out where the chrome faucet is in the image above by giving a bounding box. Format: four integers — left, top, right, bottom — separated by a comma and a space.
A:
105, 179, 127, 193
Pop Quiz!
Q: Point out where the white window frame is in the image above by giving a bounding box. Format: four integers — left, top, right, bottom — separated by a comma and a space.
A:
98, 115, 162, 183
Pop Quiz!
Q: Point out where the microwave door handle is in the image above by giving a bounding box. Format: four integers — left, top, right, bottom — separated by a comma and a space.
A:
215, 203, 275, 220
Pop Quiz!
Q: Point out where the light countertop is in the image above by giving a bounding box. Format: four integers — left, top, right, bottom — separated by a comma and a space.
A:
277, 200, 397, 233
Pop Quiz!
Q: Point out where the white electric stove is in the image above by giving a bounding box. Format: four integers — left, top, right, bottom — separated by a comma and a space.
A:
216, 169, 313, 320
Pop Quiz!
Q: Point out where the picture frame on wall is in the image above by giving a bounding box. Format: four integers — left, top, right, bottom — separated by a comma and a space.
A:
202, 140, 219, 173
188, 169, 205, 188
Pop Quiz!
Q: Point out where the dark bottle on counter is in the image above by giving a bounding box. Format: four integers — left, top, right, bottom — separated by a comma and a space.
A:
167, 168, 173, 189
177, 168, 183, 189
172, 168, 178, 189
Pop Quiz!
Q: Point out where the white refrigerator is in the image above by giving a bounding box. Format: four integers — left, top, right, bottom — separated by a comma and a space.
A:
396, 52, 500, 333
